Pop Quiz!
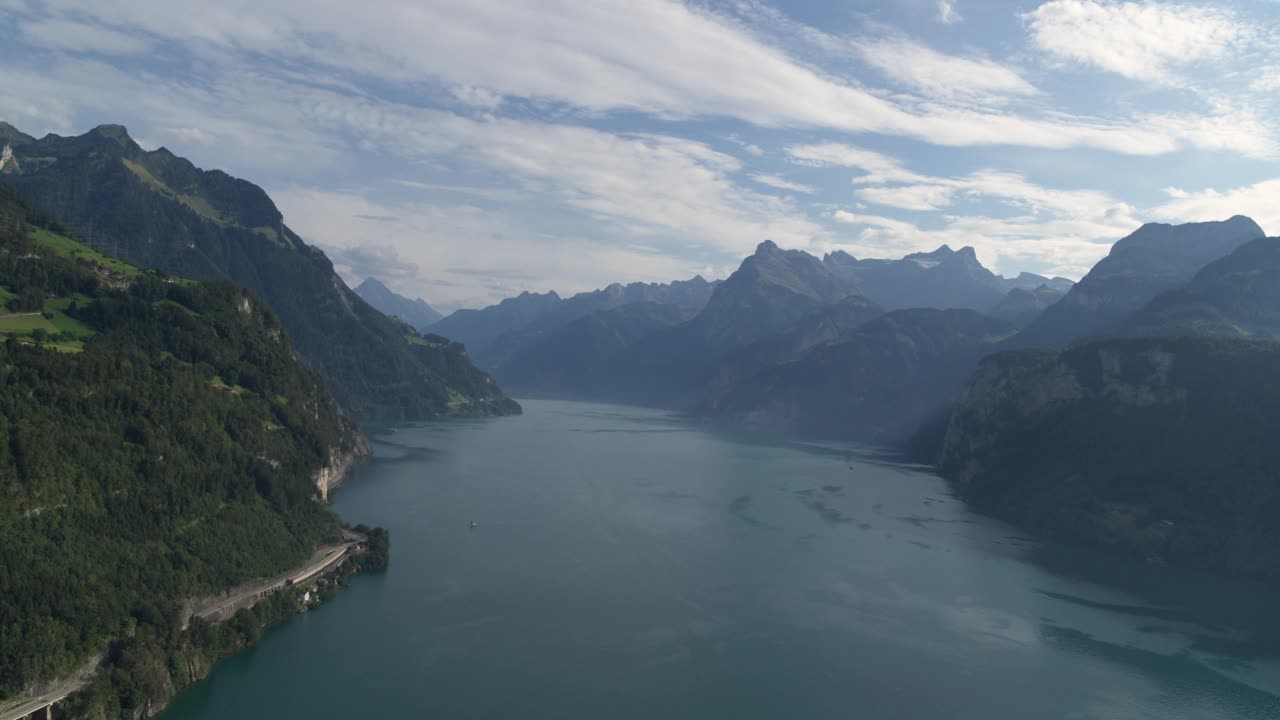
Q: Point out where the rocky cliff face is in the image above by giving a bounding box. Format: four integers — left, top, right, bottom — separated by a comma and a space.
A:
313, 417, 373, 501
939, 336, 1280, 584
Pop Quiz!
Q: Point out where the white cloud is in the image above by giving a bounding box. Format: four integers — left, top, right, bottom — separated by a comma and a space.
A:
786, 143, 934, 184
856, 183, 955, 211
19, 19, 151, 55
749, 173, 815, 194
793, 142, 1139, 277
1251, 67, 1280, 93
272, 187, 706, 310
937, 0, 963, 24
17, 0, 1274, 156
1152, 179, 1279, 235
1024, 1, 1247, 84
855, 37, 1038, 102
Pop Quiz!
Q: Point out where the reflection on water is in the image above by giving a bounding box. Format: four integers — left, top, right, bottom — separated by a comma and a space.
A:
162, 400, 1280, 720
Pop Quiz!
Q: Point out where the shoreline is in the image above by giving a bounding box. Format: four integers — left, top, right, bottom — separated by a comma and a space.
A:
1, 450, 384, 720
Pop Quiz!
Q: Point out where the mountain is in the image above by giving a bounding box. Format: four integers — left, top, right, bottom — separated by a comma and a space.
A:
430, 290, 562, 354
1000, 271, 1074, 294
491, 302, 694, 396
939, 336, 1280, 584
702, 294, 886, 401
440, 276, 718, 370
1122, 236, 1280, 340
0, 121, 518, 419
821, 245, 1064, 312
700, 309, 1015, 441
354, 276, 443, 330
582, 240, 863, 407
0, 183, 372, 713
1012, 216, 1265, 348
696, 240, 860, 347
988, 285, 1068, 328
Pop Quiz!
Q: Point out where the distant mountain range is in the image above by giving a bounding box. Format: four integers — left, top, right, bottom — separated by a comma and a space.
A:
354, 277, 443, 331
823, 244, 1070, 312
440, 237, 1071, 433
0, 122, 517, 419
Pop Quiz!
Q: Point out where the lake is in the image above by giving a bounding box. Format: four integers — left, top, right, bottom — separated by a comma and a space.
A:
161, 399, 1280, 719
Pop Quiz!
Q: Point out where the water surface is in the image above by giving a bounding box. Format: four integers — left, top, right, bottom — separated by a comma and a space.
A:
162, 400, 1280, 719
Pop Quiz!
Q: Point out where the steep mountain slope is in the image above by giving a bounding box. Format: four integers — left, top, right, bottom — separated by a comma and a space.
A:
940, 336, 1280, 584
354, 276, 443, 330
0, 122, 517, 419
1012, 216, 1265, 348
491, 302, 694, 395
701, 309, 1015, 441
989, 285, 1068, 328
0, 183, 371, 712
1122, 236, 1280, 340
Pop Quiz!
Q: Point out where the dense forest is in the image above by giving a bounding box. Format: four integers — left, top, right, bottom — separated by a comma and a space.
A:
0, 182, 371, 715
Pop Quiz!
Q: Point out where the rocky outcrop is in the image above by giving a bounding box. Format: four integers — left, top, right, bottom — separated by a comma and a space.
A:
313, 420, 372, 501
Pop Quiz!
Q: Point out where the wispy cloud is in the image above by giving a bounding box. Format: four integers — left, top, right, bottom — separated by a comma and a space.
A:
854, 36, 1038, 103
19, 18, 152, 55
789, 141, 1140, 277
1153, 179, 1279, 236
1024, 0, 1248, 84
937, 0, 963, 24
12, 0, 1273, 156
749, 173, 815, 194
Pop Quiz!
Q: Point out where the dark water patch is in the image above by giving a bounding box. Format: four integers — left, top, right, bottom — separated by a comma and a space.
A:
802, 499, 852, 525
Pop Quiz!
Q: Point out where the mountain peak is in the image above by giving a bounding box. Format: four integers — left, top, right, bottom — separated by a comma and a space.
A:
0, 121, 34, 146
356, 276, 391, 293
755, 239, 780, 255
87, 124, 138, 148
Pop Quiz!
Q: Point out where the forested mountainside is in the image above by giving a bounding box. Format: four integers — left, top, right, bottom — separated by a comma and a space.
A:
940, 336, 1280, 584
354, 277, 443, 331
0, 122, 517, 420
0, 183, 369, 716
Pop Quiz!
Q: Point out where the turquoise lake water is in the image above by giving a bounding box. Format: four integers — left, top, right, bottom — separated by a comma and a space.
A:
161, 399, 1280, 719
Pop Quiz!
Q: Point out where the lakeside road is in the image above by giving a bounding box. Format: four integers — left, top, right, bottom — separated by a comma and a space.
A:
191, 543, 358, 624
0, 686, 75, 720
0, 541, 362, 720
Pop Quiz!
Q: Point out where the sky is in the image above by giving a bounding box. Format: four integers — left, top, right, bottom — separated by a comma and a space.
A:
1, 1, 1279, 312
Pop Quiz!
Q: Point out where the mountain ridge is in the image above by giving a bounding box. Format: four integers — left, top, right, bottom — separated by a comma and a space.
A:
0, 121, 519, 419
